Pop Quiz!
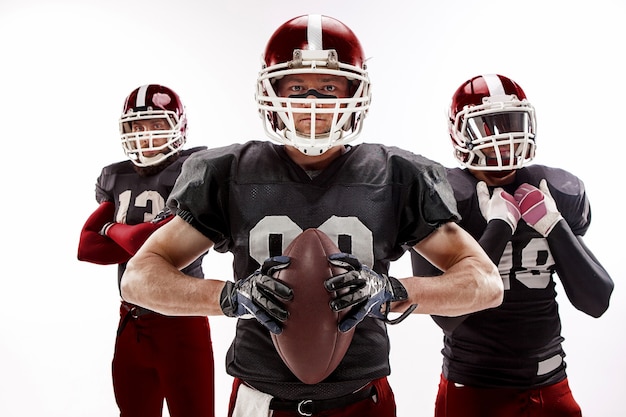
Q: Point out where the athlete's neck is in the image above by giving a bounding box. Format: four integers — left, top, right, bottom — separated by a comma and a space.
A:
469, 169, 517, 187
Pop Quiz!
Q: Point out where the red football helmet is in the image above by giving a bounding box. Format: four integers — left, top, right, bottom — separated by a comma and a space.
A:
119, 84, 187, 167
448, 74, 537, 171
256, 14, 371, 155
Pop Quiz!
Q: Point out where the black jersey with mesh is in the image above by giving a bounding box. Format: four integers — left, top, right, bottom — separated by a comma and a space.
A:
412, 165, 591, 389
167, 141, 459, 399
95, 147, 207, 289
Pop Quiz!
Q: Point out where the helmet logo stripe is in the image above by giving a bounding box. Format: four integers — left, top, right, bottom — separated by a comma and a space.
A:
307, 14, 323, 50
482, 74, 506, 96
136, 84, 149, 107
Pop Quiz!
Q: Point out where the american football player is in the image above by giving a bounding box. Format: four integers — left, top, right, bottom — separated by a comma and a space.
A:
411, 74, 614, 417
77, 84, 214, 417
120, 16, 503, 417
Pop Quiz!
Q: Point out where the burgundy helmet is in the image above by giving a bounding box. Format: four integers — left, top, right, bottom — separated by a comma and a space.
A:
448, 74, 536, 170
256, 15, 371, 155
119, 84, 187, 167
262, 15, 367, 70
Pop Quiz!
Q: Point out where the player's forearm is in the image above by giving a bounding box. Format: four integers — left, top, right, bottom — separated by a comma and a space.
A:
77, 230, 132, 264
398, 257, 503, 316
478, 219, 513, 264
547, 221, 614, 317
403, 222, 503, 316
78, 201, 132, 264
121, 253, 225, 316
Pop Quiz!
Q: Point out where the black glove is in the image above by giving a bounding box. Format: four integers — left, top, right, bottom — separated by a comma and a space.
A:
220, 256, 293, 334
324, 253, 416, 332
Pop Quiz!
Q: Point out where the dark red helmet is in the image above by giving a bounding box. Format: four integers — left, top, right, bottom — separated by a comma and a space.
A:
262, 15, 366, 70
448, 74, 537, 170
119, 84, 187, 167
256, 15, 371, 155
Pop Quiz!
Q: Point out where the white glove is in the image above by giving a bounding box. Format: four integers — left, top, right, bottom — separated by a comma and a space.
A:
477, 181, 521, 233
513, 179, 563, 237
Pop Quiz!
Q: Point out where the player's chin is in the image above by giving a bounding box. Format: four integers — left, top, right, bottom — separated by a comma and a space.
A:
296, 119, 332, 132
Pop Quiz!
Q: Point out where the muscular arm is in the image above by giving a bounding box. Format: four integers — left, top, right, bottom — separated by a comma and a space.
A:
120, 216, 226, 316
412, 219, 511, 331
395, 222, 503, 316
548, 220, 614, 317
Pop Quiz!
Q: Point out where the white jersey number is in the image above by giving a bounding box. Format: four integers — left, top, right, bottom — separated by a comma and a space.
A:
116, 190, 166, 224
249, 215, 374, 267
499, 238, 555, 290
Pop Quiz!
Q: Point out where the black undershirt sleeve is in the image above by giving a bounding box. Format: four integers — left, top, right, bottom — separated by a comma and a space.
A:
546, 220, 614, 318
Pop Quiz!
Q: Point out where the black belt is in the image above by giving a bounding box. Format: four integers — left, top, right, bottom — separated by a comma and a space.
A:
121, 301, 155, 318
269, 385, 376, 416
117, 302, 158, 336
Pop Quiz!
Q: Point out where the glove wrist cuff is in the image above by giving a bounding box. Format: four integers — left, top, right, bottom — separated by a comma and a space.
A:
536, 215, 563, 237
99, 222, 115, 236
219, 281, 238, 317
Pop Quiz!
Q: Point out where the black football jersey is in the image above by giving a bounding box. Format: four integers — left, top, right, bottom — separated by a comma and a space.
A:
95, 147, 207, 289
167, 141, 460, 399
412, 165, 591, 389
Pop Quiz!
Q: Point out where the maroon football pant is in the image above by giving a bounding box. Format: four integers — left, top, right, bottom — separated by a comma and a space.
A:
228, 376, 396, 416
112, 305, 215, 417
435, 373, 582, 417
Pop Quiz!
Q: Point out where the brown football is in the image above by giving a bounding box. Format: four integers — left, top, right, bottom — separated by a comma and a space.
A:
271, 228, 355, 384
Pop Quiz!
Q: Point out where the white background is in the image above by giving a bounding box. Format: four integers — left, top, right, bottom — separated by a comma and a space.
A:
0, 0, 623, 416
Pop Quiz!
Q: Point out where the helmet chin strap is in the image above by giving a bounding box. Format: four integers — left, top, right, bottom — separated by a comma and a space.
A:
284, 127, 343, 156
136, 152, 168, 167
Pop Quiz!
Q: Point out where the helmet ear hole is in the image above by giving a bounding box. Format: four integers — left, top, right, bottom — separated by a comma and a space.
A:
271, 112, 284, 131
121, 121, 132, 135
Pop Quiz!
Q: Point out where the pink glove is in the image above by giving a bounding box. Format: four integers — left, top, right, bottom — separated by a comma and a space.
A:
514, 179, 563, 237
477, 181, 521, 233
